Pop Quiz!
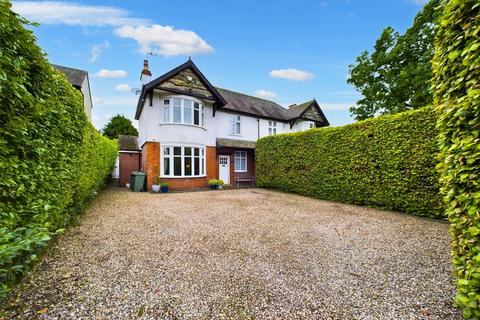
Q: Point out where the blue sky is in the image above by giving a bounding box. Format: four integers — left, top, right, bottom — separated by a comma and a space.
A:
12, 0, 427, 129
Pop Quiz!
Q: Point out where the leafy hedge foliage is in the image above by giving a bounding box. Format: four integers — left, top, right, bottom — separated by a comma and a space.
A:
432, 0, 480, 317
256, 107, 442, 218
0, 2, 117, 298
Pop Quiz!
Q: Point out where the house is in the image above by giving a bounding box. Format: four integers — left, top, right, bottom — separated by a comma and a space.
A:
136, 59, 329, 190
53, 64, 93, 121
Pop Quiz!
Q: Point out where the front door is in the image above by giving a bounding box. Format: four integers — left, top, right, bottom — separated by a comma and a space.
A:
219, 155, 230, 185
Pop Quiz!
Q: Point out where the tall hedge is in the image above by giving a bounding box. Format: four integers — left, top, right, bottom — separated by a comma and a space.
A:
432, 0, 480, 317
0, 2, 117, 298
256, 107, 442, 218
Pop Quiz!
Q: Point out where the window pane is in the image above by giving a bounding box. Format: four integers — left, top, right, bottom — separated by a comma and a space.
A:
201, 108, 205, 126
163, 105, 170, 122
173, 98, 181, 106
194, 157, 200, 175
163, 147, 170, 155
202, 156, 205, 174
194, 108, 199, 125
268, 128, 272, 135
194, 102, 199, 110
164, 99, 170, 105
235, 122, 240, 134
173, 106, 181, 123
174, 157, 181, 176
194, 148, 199, 156
174, 147, 181, 155
185, 157, 192, 176
184, 147, 191, 156
184, 100, 192, 124
163, 157, 170, 175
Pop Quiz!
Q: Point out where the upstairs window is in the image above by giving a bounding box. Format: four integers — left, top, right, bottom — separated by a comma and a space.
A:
268, 121, 277, 135
229, 115, 241, 135
309, 122, 315, 129
162, 97, 205, 127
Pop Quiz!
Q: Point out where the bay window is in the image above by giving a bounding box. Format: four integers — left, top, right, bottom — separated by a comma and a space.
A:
162, 97, 205, 127
234, 151, 247, 172
162, 146, 206, 177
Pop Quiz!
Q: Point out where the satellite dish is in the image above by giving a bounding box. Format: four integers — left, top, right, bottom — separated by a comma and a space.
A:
131, 87, 141, 95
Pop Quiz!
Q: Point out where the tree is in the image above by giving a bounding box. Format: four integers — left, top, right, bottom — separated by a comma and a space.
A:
102, 115, 138, 139
347, 0, 443, 120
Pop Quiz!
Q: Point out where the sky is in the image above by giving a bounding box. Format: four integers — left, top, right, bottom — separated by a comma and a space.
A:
12, 0, 428, 129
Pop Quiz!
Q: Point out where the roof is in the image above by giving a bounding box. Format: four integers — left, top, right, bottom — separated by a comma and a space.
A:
135, 59, 329, 126
118, 135, 140, 151
52, 64, 88, 89
216, 138, 256, 149
215, 88, 288, 120
287, 100, 313, 119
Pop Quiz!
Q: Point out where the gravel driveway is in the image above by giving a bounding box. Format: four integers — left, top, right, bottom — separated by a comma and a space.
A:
4, 188, 460, 319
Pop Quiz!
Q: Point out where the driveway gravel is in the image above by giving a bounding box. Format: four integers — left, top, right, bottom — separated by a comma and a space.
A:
3, 188, 460, 319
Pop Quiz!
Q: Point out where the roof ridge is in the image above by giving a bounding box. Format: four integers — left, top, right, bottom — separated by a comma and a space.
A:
215, 86, 282, 106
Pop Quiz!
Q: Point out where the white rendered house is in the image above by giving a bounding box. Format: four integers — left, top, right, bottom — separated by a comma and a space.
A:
136, 59, 329, 190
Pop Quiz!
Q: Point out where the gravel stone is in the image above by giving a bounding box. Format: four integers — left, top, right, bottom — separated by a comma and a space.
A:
3, 188, 461, 319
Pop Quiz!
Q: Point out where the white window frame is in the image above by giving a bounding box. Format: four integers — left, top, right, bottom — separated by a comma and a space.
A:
229, 115, 241, 135
161, 145, 206, 178
268, 120, 277, 135
162, 96, 206, 127
234, 151, 247, 172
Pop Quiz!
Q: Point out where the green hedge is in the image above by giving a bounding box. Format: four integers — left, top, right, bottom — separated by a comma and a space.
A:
432, 0, 480, 317
256, 107, 442, 218
0, 2, 117, 298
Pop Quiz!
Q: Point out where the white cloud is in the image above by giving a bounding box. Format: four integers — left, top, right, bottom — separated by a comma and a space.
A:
94, 69, 127, 78
255, 90, 277, 99
410, 0, 428, 4
12, 1, 148, 26
270, 68, 314, 81
114, 24, 214, 56
89, 40, 109, 63
114, 83, 131, 91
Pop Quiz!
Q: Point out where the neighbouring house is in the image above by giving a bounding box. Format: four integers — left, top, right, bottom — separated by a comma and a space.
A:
117, 135, 141, 187
136, 59, 329, 190
53, 64, 93, 121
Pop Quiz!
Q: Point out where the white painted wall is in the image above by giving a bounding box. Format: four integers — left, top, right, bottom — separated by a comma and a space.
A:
138, 93, 318, 147
81, 76, 92, 121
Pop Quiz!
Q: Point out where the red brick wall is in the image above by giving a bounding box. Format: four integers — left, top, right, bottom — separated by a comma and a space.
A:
119, 152, 140, 187
162, 177, 208, 190
141, 141, 160, 190
216, 148, 255, 186
206, 146, 218, 181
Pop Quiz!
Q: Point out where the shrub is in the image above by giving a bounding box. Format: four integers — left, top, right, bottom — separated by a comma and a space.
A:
0, 2, 117, 298
432, 0, 480, 317
256, 106, 442, 218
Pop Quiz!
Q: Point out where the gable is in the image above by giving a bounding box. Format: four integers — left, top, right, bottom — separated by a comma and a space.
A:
302, 104, 324, 122
158, 68, 214, 99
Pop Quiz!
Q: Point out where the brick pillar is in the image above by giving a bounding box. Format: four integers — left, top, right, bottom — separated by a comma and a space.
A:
206, 146, 218, 181
141, 141, 160, 190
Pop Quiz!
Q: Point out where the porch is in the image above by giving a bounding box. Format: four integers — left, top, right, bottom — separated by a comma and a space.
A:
216, 138, 256, 187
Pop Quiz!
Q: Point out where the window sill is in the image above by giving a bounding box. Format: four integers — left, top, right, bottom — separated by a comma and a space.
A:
160, 175, 207, 179
228, 133, 242, 137
234, 170, 248, 173
159, 123, 207, 131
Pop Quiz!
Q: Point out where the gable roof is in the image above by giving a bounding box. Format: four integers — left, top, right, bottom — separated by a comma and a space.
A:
52, 64, 88, 89
135, 59, 226, 119
118, 135, 140, 151
135, 59, 329, 127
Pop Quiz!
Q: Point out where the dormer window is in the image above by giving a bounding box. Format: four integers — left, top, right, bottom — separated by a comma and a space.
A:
163, 97, 205, 127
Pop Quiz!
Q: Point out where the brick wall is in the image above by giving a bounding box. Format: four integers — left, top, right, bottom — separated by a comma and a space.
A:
141, 141, 160, 190
119, 152, 140, 187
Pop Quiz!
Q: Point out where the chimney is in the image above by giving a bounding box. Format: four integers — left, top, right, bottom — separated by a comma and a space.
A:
140, 59, 152, 85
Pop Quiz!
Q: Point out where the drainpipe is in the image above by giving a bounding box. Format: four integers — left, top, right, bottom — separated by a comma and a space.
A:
257, 117, 260, 139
